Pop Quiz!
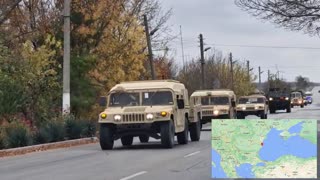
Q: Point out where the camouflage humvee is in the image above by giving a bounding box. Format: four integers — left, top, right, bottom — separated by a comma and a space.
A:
98, 80, 200, 150
190, 89, 237, 125
236, 94, 269, 119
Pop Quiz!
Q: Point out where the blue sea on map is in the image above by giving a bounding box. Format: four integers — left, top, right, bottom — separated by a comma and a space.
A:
259, 125, 316, 161
235, 163, 255, 178
211, 149, 227, 178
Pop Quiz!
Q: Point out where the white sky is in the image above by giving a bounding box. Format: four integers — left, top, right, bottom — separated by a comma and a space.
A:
160, 0, 320, 83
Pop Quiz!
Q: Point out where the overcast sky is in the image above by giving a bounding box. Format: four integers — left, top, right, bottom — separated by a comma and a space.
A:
160, 0, 320, 83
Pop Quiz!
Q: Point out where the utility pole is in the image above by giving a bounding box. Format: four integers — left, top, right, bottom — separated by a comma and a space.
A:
199, 34, 205, 89
268, 69, 270, 82
258, 66, 264, 90
180, 25, 185, 73
246, 60, 253, 81
143, 14, 156, 80
62, 0, 71, 115
229, 53, 234, 91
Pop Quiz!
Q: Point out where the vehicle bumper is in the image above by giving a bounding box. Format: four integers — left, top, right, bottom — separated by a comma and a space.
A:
269, 101, 290, 110
237, 110, 264, 116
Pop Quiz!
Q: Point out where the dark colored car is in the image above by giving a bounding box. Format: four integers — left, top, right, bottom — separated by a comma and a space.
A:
267, 88, 291, 114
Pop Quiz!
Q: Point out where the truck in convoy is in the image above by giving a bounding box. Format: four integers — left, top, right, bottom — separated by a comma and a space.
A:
267, 87, 291, 113
290, 91, 305, 108
97, 80, 201, 150
190, 89, 237, 125
304, 91, 313, 104
236, 94, 269, 119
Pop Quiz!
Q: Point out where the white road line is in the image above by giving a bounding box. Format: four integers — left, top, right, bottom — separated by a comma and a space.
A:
120, 171, 147, 180
184, 151, 201, 158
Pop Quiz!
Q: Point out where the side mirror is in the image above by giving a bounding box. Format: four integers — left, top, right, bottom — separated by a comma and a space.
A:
231, 101, 236, 107
99, 96, 107, 107
177, 99, 185, 109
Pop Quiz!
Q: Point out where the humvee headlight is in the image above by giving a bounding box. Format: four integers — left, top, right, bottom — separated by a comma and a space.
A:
146, 113, 154, 120
242, 107, 246, 110
213, 110, 219, 115
269, 98, 273, 101
255, 106, 259, 110
160, 111, 167, 117
114, 115, 121, 121
298, 100, 302, 104
285, 97, 289, 100
100, 113, 107, 119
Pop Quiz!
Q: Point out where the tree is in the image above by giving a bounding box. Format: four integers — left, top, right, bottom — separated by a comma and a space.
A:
235, 0, 320, 36
295, 75, 310, 91
177, 50, 255, 96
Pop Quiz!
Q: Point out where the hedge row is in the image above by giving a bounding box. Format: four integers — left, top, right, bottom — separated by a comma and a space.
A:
0, 115, 96, 150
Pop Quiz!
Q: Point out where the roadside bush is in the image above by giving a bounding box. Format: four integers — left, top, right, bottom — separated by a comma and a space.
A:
0, 127, 5, 149
82, 120, 97, 137
65, 115, 84, 140
33, 120, 65, 144
4, 121, 32, 148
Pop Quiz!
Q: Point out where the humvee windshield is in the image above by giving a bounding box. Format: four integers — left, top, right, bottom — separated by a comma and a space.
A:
109, 92, 140, 107
201, 96, 229, 105
239, 97, 264, 104
142, 91, 173, 106
291, 93, 302, 98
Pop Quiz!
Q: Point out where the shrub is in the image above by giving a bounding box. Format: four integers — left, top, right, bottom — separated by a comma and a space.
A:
0, 127, 5, 149
33, 120, 65, 144
65, 115, 84, 140
82, 120, 97, 137
4, 121, 32, 148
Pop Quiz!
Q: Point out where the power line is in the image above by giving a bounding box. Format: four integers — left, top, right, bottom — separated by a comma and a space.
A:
208, 44, 320, 50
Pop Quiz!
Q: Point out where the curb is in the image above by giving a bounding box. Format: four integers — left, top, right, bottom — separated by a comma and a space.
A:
0, 137, 99, 158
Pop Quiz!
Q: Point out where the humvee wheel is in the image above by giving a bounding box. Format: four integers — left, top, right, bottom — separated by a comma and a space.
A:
160, 120, 175, 148
139, 135, 149, 143
260, 111, 266, 119
286, 106, 291, 113
121, 136, 134, 146
270, 108, 275, 114
236, 113, 244, 119
177, 118, 189, 145
189, 120, 201, 141
99, 124, 114, 150
300, 104, 304, 108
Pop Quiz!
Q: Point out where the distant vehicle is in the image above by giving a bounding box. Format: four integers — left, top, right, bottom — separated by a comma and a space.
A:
267, 88, 291, 113
291, 91, 304, 108
97, 80, 200, 150
236, 94, 268, 119
190, 89, 237, 125
305, 91, 313, 104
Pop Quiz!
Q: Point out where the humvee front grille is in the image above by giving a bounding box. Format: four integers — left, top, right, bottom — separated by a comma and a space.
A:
122, 114, 145, 122
202, 110, 213, 115
246, 107, 255, 110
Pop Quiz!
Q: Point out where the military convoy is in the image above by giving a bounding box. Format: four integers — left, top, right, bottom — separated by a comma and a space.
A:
98, 80, 272, 150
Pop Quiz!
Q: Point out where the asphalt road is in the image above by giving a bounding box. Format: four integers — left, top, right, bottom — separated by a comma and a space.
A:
0, 87, 319, 180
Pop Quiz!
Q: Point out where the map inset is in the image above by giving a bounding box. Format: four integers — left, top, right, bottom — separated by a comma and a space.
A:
211, 119, 317, 178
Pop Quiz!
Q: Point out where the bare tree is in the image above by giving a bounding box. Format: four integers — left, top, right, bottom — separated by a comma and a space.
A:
235, 0, 320, 36
0, 0, 23, 25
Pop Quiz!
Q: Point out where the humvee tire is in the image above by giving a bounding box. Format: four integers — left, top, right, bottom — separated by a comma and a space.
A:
121, 136, 133, 146
160, 120, 175, 148
99, 124, 114, 150
260, 111, 266, 119
270, 108, 276, 114
177, 118, 189, 144
189, 120, 201, 141
286, 106, 291, 113
139, 135, 149, 143
236, 113, 244, 119
300, 104, 304, 108
291, 104, 294, 108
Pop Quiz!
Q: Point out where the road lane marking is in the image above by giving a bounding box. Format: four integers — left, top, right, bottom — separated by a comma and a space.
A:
184, 151, 201, 158
120, 171, 147, 180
